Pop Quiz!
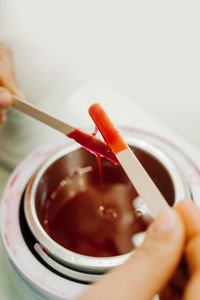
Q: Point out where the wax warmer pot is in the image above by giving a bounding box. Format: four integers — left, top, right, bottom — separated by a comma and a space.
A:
24, 139, 189, 282
1, 129, 200, 300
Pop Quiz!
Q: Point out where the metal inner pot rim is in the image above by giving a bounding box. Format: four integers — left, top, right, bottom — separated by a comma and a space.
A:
24, 137, 190, 273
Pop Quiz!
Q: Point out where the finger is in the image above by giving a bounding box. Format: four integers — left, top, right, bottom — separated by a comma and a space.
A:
0, 87, 12, 109
176, 199, 200, 240
184, 236, 200, 300
78, 208, 185, 300
175, 200, 200, 300
0, 44, 25, 98
2, 76, 24, 99
183, 272, 200, 300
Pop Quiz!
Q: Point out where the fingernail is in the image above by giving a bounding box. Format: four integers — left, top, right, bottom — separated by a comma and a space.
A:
0, 91, 12, 105
150, 208, 176, 235
0, 90, 11, 100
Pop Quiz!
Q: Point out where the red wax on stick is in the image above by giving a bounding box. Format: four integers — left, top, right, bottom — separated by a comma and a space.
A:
89, 104, 128, 155
67, 128, 119, 165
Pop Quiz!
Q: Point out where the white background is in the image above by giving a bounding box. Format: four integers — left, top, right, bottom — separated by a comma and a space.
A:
1, 0, 200, 146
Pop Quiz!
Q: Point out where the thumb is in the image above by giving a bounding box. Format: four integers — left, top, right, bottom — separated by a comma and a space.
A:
78, 208, 185, 300
1, 73, 24, 99
0, 44, 24, 98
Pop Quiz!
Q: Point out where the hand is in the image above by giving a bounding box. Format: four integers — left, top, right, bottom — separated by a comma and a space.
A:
0, 44, 24, 123
77, 200, 200, 300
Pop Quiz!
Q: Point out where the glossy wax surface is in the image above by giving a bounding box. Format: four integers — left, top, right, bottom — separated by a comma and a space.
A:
42, 163, 147, 257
